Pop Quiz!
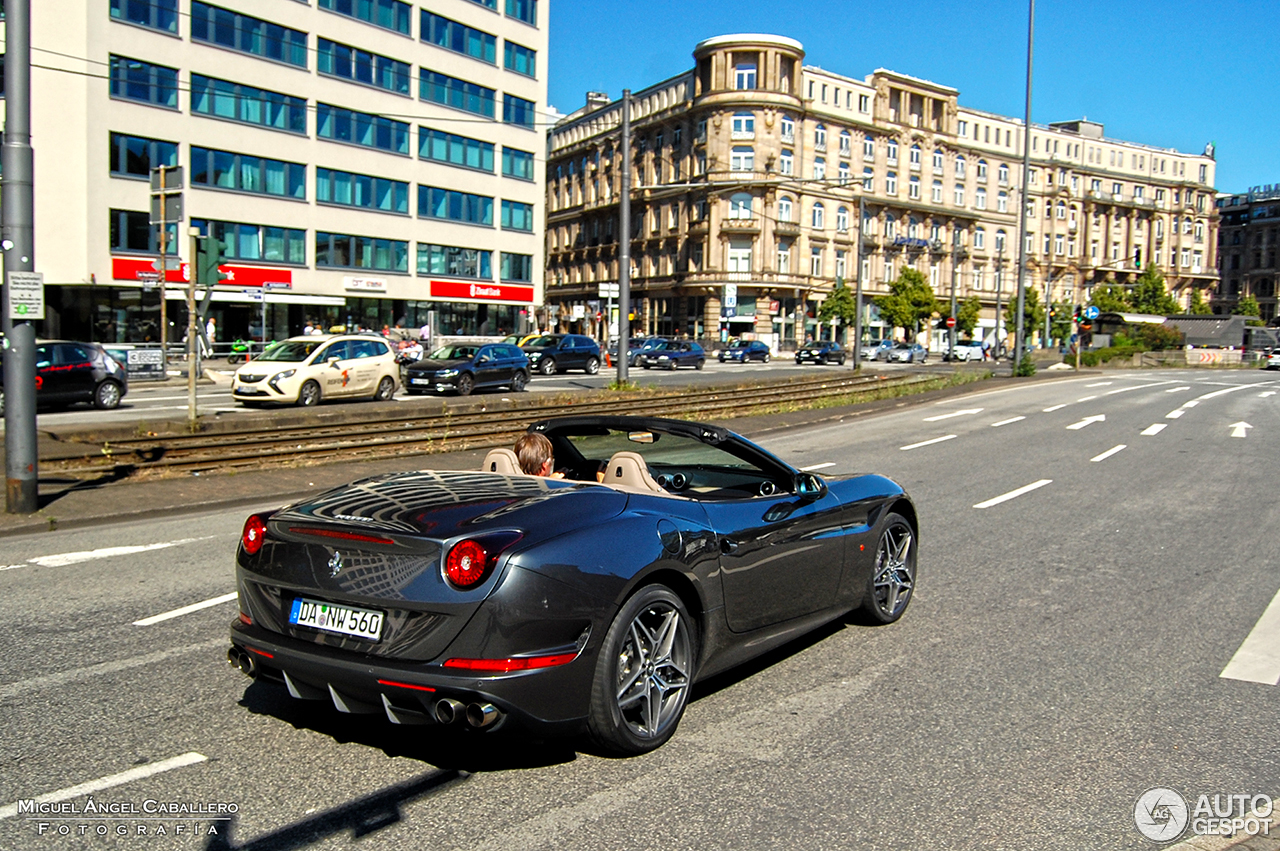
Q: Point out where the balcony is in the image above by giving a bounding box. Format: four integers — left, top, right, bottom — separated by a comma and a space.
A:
731, 129, 755, 141
722, 218, 761, 234
774, 220, 800, 237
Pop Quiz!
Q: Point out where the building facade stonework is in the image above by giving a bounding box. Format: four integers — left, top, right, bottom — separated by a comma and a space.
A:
545, 34, 1218, 349
1215, 185, 1280, 323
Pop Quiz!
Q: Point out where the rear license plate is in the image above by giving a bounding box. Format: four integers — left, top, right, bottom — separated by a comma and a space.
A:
289, 598, 383, 641
410, 377, 430, 385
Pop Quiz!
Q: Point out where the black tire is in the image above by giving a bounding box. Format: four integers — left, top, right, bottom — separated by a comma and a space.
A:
695, 359, 704, 370
859, 512, 916, 625
455, 373, 474, 396
93, 380, 123, 410
666, 361, 676, 371
642, 363, 650, 370
539, 357, 557, 375
510, 370, 528, 392
373, 376, 395, 401
297, 380, 321, 407
586, 585, 696, 755
585, 356, 600, 375
763, 352, 771, 364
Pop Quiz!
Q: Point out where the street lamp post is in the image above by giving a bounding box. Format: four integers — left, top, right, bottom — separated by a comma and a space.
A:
1014, 0, 1036, 373
949, 228, 960, 361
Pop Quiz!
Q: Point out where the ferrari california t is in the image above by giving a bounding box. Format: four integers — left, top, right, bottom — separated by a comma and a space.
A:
228, 416, 918, 755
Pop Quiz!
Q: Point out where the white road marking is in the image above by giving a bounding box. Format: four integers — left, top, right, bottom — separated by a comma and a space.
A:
991, 416, 1026, 427
1085, 382, 1113, 387
923, 408, 983, 422
1105, 380, 1180, 395
900, 435, 957, 451
1167, 386, 1191, 392
974, 479, 1053, 509
132, 592, 238, 626
1091, 445, 1127, 462
1261, 391, 1276, 398
1043, 404, 1067, 412
0, 639, 225, 700
1230, 422, 1252, 438
1182, 400, 1199, 408
0, 537, 216, 571
1140, 424, 1167, 436
1196, 384, 1266, 402
1166, 410, 1185, 419
1077, 395, 1098, 402
1066, 415, 1105, 430
799, 462, 836, 471
1221, 587, 1280, 685
0, 753, 208, 820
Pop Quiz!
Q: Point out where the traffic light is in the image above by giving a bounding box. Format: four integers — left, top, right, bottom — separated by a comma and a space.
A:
194, 236, 230, 286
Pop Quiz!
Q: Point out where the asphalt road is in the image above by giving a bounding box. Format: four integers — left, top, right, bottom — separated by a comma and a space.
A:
1, 368, 1277, 849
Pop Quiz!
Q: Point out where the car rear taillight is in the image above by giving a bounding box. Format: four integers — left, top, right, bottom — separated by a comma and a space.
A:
443, 531, 523, 590
241, 512, 274, 555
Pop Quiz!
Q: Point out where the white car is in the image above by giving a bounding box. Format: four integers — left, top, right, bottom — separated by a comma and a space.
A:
947, 341, 986, 362
1266, 349, 1280, 371
232, 334, 400, 407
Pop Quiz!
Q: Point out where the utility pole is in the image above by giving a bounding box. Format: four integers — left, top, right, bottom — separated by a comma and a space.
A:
188, 227, 200, 429
616, 89, 631, 385
3, 0, 38, 514
949, 228, 960, 361
994, 243, 1004, 360
1014, 0, 1036, 373
853, 196, 865, 370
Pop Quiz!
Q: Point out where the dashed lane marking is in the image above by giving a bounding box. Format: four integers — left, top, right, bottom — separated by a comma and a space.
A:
799, 462, 836, 471
922, 408, 983, 422
1043, 404, 1067, 412
1166, 386, 1191, 392
1166, 410, 1185, 419
973, 479, 1053, 509
0, 753, 208, 820
1077, 395, 1098, 402
991, 416, 1026, 427
1221, 586, 1280, 685
1085, 382, 1113, 387
1141, 424, 1167, 436
1091, 445, 1127, 462
900, 435, 957, 451
132, 592, 238, 626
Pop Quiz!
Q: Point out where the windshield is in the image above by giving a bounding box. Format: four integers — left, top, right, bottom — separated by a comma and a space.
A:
525, 335, 560, 348
258, 340, 323, 362
429, 345, 478, 360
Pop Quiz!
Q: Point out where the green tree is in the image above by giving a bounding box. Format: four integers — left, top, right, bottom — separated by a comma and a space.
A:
1004, 285, 1046, 345
956, 295, 982, 337
874, 267, 938, 339
1090, 283, 1130, 314
817, 280, 858, 341
1128, 263, 1180, 315
1236, 295, 1261, 317
1049, 300, 1074, 343
1187, 287, 1212, 315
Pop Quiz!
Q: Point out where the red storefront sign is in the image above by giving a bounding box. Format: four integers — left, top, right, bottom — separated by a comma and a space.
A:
112, 257, 292, 288
429, 280, 533, 303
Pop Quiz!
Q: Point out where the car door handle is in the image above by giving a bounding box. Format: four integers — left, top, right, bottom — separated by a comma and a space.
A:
720, 537, 739, 554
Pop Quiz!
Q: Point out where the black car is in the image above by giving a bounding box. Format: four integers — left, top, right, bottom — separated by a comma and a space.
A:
795, 341, 847, 365
228, 415, 918, 755
611, 336, 671, 367
522, 334, 602, 375
0, 339, 128, 413
403, 343, 530, 396
639, 340, 706, 370
718, 340, 771, 363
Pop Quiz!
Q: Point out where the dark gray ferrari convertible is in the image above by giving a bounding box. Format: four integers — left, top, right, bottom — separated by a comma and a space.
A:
228, 416, 918, 755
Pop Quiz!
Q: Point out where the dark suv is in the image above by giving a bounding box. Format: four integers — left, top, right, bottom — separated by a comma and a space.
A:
403, 343, 530, 396
0, 340, 129, 413
795, 341, 847, 365
522, 334, 602, 375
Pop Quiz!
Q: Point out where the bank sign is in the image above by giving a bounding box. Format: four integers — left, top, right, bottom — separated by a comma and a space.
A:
429, 281, 534, 303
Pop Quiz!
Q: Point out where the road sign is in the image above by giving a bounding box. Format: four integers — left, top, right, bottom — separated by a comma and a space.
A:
1083, 305, 1100, 320
597, 282, 619, 298
7, 271, 45, 319
150, 193, 183, 224
150, 257, 184, 272
945, 316, 956, 328
150, 166, 184, 191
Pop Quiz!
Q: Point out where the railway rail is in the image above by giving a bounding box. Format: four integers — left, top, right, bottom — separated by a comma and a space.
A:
42, 372, 944, 478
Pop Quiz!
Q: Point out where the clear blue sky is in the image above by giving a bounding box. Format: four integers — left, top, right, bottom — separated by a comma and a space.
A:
547, 0, 1278, 194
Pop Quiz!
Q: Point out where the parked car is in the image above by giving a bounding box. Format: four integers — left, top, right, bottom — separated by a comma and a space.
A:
795, 341, 847, 365
944, 340, 985, 362
640, 340, 706, 370
403, 343, 530, 396
718, 340, 771, 363
886, 342, 928, 364
500, 333, 542, 348
0, 339, 129, 414
231, 334, 399, 407
228, 415, 918, 755
522, 334, 602, 375
860, 340, 893, 361
1265, 347, 1280, 370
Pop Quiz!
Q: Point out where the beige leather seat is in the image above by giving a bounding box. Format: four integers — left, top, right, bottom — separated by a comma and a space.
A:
481, 447, 522, 475
603, 450, 665, 493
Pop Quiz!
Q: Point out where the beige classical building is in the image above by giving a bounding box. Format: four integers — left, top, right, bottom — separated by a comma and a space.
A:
545, 33, 1218, 349
5, 0, 546, 344
1215, 185, 1279, 322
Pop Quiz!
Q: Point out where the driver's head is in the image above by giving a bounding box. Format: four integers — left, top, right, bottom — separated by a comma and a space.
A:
514, 432, 555, 476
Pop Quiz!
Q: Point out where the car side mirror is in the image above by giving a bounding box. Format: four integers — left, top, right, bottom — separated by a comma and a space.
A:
795, 472, 828, 501
477, 355, 490, 363
328, 356, 340, 366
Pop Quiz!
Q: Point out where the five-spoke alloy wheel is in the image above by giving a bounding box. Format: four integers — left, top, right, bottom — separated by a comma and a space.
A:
860, 512, 916, 624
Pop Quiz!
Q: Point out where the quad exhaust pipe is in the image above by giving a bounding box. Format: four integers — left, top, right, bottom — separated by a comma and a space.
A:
227, 647, 257, 678
434, 698, 465, 724
435, 698, 502, 728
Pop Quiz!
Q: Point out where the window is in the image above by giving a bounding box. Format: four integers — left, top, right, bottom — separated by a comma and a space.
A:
191, 218, 306, 264
837, 162, 850, 185
109, 132, 177, 178
995, 230, 1006, 252
466, 0, 498, 8
316, 232, 408, 272
728, 192, 753, 219
110, 209, 176, 254
836, 206, 849, 232
418, 244, 492, 278
191, 146, 306, 199
109, 55, 178, 109
505, 0, 537, 25
909, 144, 921, 170
840, 131, 852, 156
1054, 234, 1064, 255
974, 227, 985, 250
503, 93, 536, 128
110, 0, 177, 33
998, 163, 1009, 184
976, 159, 987, 182
931, 149, 944, 174
862, 167, 873, 190
731, 111, 755, 138
997, 191, 1008, 213
813, 157, 825, 180
502, 147, 534, 180
863, 136, 875, 161
730, 146, 754, 173
954, 184, 965, 206
319, 0, 410, 35
191, 3, 307, 68
1056, 201, 1066, 219
318, 38, 411, 95
501, 200, 533, 231
810, 246, 823, 277
886, 139, 897, 164
778, 196, 794, 222
191, 74, 306, 133
422, 11, 496, 63
908, 175, 920, 199
421, 70, 495, 118
418, 186, 494, 225
777, 241, 791, 274
501, 252, 533, 281
504, 41, 536, 77
419, 128, 494, 172
932, 180, 943, 203
318, 104, 409, 154
885, 214, 897, 239
955, 156, 966, 179
859, 94, 870, 112
812, 203, 825, 229
975, 187, 986, 210
958, 119, 968, 137
836, 250, 847, 280
1112, 182, 1123, 199
908, 217, 920, 239
734, 62, 757, 90
815, 124, 827, 151
1194, 221, 1204, 242
779, 149, 793, 176
317, 168, 409, 213
781, 116, 795, 143
886, 171, 897, 194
